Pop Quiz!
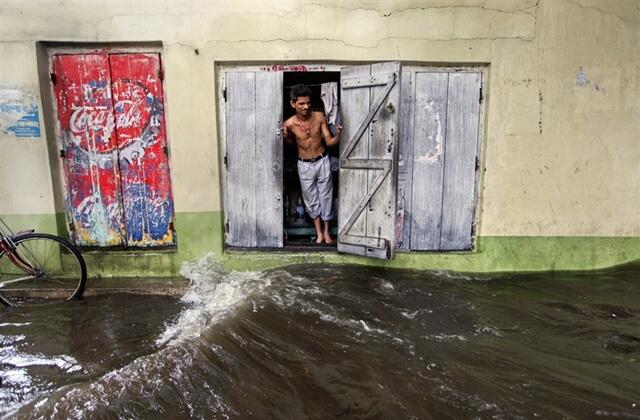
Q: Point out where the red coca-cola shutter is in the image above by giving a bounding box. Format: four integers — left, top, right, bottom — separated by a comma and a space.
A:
51, 52, 175, 248
51, 54, 125, 247
109, 53, 175, 247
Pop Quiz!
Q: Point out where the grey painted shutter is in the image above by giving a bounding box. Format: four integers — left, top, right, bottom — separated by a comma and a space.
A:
439, 72, 482, 250
338, 62, 401, 259
395, 69, 415, 251
225, 71, 283, 248
402, 70, 482, 251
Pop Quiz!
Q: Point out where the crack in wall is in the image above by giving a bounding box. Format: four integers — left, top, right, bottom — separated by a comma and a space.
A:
161, 34, 535, 52
306, 2, 540, 17
563, 0, 640, 25
2, 2, 538, 45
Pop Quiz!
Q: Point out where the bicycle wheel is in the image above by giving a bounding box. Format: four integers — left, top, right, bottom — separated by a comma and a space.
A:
0, 233, 87, 306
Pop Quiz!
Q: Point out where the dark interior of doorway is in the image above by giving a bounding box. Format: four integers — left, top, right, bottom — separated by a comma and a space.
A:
282, 71, 340, 250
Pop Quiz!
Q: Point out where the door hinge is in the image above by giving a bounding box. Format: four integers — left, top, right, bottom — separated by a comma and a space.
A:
475, 156, 480, 170
59, 149, 66, 158
223, 87, 227, 102
169, 220, 175, 231
224, 155, 228, 167
50, 73, 57, 85
163, 145, 169, 156
479, 87, 483, 103
158, 68, 164, 81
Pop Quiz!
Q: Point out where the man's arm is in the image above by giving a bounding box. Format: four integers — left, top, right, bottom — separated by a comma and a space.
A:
283, 120, 295, 145
321, 116, 342, 147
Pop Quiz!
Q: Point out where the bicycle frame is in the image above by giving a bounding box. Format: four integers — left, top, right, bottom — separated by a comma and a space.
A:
0, 230, 39, 287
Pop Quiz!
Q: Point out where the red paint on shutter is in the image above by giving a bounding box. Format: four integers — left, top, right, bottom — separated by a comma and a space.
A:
109, 53, 175, 246
51, 54, 125, 246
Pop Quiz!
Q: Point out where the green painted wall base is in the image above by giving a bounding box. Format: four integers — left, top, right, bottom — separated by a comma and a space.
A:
223, 235, 640, 273
2, 211, 639, 277
0, 211, 222, 278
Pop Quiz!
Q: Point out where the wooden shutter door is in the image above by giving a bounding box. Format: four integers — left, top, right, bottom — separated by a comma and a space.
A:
109, 53, 176, 247
405, 70, 482, 251
51, 54, 125, 247
439, 72, 482, 250
338, 62, 401, 259
225, 71, 283, 248
409, 72, 449, 250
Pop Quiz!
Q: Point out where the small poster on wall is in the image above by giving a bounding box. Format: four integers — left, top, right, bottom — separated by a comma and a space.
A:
0, 87, 41, 138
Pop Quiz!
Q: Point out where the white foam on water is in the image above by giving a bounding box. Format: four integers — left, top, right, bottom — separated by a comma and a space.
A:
400, 309, 432, 319
0, 340, 82, 373
474, 324, 505, 337
373, 278, 395, 294
0, 369, 35, 416
2, 354, 82, 372
424, 333, 468, 342
156, 253, 272, 346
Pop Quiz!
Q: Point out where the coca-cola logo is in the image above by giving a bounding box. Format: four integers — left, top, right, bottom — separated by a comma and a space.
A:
114, 100, 145, 129
69, 105, 115, 135
66, 79, 160, 154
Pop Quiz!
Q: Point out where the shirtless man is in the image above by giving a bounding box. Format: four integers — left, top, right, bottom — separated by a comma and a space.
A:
283, 85, 342, 244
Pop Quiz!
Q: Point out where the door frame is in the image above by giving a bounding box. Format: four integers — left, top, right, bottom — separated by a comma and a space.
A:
38, 42, 177, 248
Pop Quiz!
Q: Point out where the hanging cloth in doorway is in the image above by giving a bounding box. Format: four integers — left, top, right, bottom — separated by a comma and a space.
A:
320, 82, 340, 135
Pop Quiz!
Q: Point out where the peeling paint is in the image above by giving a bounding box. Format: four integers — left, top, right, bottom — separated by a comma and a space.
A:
415, 100, 443, 163
52, 53, 175, 248
0, 88, 41, 138
576, 66, 590, 87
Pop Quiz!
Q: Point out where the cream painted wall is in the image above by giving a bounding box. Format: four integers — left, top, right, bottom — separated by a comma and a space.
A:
0, 41, 55, 214
0, 0, 638, 237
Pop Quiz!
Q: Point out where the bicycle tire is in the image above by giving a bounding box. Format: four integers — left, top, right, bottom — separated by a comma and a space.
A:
0, 233, 87, 306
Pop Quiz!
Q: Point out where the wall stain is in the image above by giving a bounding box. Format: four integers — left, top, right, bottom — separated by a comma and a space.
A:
538, 88, 543, 134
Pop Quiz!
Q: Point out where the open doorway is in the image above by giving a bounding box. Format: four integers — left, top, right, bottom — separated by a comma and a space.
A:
282, 71, 340, 249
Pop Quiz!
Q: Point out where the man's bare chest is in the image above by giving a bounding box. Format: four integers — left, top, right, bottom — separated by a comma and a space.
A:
290, 122, 322, 141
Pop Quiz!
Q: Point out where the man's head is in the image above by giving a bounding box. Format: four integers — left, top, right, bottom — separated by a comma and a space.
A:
290, 84, 312, 117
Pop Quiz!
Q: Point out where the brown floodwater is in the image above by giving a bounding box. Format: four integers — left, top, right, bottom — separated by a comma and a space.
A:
1, 257, 639, 419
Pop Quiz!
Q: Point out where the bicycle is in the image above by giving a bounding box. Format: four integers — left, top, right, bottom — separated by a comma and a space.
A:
0, 217, 87, 306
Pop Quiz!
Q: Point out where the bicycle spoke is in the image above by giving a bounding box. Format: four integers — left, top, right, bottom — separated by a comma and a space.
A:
0, 275, 36, 286
0, 233, 86, 305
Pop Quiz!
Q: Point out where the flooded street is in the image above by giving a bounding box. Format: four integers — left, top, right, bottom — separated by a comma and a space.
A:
1, 257, 639, 419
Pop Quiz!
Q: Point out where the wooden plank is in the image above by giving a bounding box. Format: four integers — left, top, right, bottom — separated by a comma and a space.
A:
395, 69, 415, 250
225, 72, 257, 247
338, 64, 371, 248
440, 72, 481, 250
254, 72, 283, 247
341, 72, 395, 89
109, 53, 176, 247
51, 54, 124, 247
366, 62, 399, 257
338, 62, 400, 259
337, 160, 392, 245
410, 72, 449, 250
341, 76, 396, 161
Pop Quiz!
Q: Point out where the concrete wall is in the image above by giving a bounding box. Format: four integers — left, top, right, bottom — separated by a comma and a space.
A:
0, 0, 638, 275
